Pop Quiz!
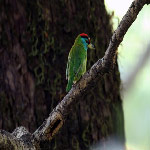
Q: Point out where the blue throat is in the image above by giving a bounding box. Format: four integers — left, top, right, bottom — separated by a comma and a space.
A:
81, 37, 88, 51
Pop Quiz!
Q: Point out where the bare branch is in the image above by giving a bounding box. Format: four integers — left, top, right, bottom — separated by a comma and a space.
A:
0, 127, 37, 150
32, 0, 150, 143
0, 0, 150, 149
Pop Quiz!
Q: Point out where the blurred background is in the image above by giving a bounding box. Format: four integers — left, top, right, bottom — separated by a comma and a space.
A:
0, 1, 123, 149
105, 0, 150, 149
0, 0, 150, 149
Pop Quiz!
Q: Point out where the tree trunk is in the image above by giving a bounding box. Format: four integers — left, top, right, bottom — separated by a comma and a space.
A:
0, 0, 124, 149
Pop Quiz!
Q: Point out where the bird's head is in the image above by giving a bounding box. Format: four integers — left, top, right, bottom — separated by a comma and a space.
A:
80, 33, 95, 50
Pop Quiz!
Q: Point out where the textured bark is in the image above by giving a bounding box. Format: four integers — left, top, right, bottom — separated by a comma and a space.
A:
0, 0, 35, 132
33, 0, 150, 144
0, 127, 36, 150
1, 0, 148, 149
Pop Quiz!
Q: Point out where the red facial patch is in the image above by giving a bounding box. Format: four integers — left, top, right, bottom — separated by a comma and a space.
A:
80, 33, 88, 38
80, 33, 90, 43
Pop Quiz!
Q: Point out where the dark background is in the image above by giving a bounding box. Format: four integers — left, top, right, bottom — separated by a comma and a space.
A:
0, 0, 124, 149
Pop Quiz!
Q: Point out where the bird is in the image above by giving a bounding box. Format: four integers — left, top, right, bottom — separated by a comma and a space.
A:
66, 33, 95, 92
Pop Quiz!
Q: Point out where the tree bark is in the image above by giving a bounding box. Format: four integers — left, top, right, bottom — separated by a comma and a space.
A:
0, 0, 129, 149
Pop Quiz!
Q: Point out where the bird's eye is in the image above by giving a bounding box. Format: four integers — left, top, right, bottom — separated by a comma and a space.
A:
86, 40, 89, 44
85, 38, 90, 44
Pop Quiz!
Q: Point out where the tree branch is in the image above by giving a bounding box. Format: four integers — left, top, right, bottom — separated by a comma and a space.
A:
0, 0, 150, 149
32, 0, 150, 143
0, 127, 37, 150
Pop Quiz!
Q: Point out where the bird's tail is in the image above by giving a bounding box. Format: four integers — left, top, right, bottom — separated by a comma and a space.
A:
66, 79, 73, 92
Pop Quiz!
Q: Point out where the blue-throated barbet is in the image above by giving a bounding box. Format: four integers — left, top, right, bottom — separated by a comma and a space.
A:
66, 33, 95, 92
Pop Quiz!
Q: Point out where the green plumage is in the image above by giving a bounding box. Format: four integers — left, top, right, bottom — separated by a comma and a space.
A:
66, 35, 87, 92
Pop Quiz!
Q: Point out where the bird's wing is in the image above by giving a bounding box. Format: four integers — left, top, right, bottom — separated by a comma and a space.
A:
74, 61, 83, 82
70, 44, 86, 82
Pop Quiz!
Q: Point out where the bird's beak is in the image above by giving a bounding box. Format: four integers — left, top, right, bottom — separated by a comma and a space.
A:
88, 43, 95, 50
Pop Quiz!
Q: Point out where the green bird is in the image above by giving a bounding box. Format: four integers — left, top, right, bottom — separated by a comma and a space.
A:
66, 33, 95, 92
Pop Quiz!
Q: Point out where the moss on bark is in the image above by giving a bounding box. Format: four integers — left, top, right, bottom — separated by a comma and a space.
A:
0, 0, 124, 149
